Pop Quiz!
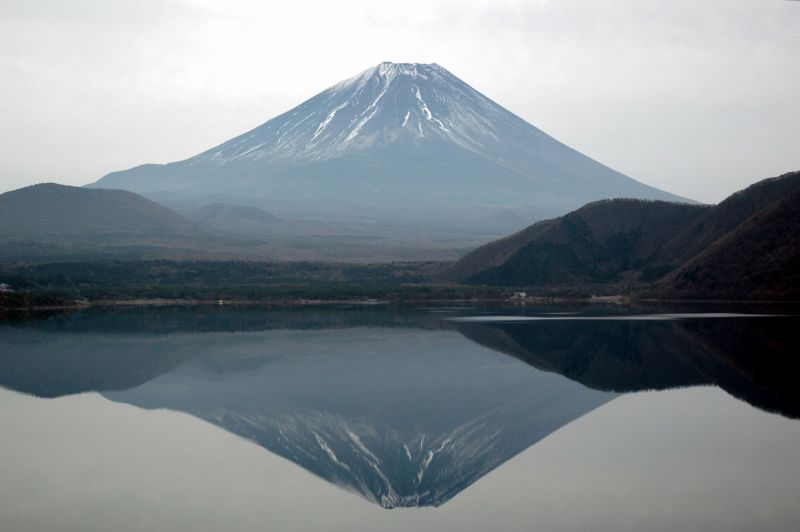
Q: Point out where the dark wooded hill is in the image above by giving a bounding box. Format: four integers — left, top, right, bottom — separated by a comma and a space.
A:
445, 171, 800, 300
444, 199, 710, 286
656, 179, 800, 300
652, 170, 800, 270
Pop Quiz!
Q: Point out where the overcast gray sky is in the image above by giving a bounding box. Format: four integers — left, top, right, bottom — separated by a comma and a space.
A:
1, 0, 798, 203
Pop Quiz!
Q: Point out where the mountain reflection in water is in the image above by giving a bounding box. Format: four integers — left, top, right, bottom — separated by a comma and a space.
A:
0, 305, 797, 508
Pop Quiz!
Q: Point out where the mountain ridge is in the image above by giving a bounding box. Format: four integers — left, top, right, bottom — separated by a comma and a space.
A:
0, 183, 207, 241
0, 183, 217, 260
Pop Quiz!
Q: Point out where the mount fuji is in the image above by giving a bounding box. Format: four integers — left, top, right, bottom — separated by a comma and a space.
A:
91, 62, 689, 239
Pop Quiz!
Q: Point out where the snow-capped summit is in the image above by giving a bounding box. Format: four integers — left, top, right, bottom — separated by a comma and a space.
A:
197, 61, 525, 164
91, 61, 690, 234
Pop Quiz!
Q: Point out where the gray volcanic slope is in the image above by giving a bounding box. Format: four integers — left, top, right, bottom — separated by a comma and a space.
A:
90, 62, 689, 230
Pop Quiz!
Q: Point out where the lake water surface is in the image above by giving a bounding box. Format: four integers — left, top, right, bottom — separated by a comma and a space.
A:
1, 303, 799, 531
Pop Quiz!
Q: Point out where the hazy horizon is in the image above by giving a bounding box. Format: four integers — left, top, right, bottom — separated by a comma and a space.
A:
1, 0, 798, 203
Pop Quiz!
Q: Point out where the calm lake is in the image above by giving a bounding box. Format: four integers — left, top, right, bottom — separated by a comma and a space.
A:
1, 303, 799, 531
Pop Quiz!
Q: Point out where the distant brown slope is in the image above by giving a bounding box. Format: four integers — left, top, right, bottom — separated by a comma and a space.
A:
182, 202, 281, 238
656, 181, 800, 300
0, 183, 216, 259
0, 183, 208, 241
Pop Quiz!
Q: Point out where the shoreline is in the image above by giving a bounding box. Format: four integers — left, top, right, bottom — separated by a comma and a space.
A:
4, 294, 798, 312
0, 294, 604, 311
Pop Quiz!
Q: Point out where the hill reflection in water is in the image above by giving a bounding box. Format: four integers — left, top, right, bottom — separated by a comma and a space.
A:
0, 305, 797, 507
